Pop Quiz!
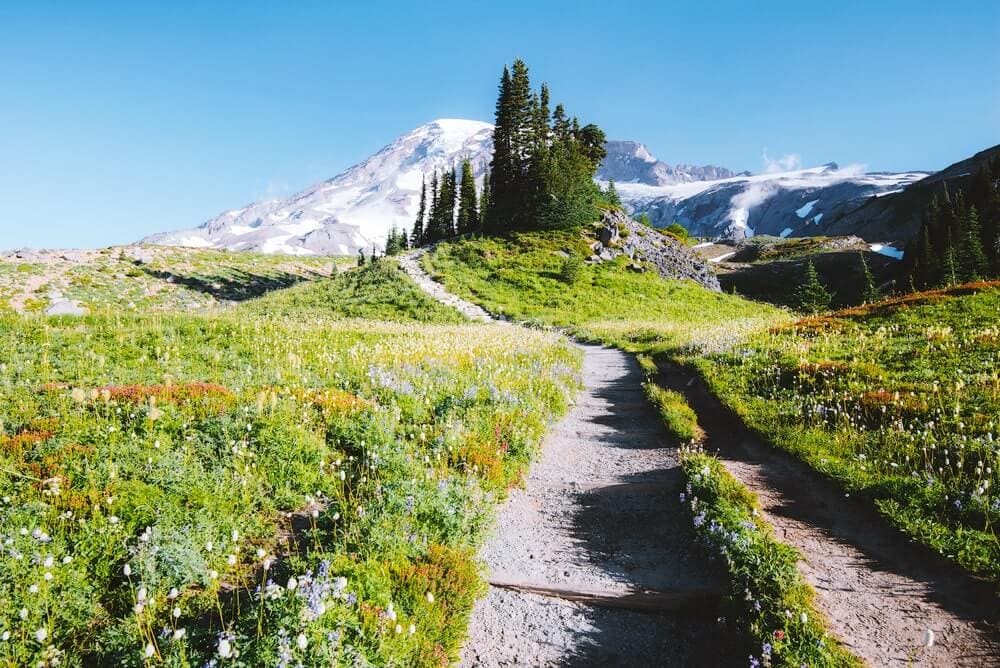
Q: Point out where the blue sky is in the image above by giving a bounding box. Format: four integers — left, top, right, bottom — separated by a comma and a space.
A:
1, 1, 997, 249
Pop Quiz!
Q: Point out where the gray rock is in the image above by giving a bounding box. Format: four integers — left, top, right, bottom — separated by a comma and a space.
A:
590, 210, 721, 291
46, 299, 86, 316
125, 247, 155, 265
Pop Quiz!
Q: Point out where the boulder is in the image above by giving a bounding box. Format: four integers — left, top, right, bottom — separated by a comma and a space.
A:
46, 299, 87, 316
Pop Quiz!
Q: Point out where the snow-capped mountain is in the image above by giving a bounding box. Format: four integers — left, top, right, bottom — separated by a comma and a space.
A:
614, 163, 930, 241
144, 118, 935, 255
143, 119, 494, 255
597, 140, 746, 185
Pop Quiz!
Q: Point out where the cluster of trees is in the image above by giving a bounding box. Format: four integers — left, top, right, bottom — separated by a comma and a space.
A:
485, 59, 608, 232
410, 159, 483, 247
905, 159, 1000, 288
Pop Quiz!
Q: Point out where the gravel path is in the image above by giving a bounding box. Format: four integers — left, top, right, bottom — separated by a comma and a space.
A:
396, 250, 494, 322
660, 364, 1000, 667
398, 250, 727, 666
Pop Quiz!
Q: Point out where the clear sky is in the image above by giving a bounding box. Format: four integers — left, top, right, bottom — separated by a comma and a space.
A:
1, 1, 998, 249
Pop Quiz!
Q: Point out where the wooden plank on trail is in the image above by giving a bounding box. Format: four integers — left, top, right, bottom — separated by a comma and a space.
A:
487, 577, 722, 613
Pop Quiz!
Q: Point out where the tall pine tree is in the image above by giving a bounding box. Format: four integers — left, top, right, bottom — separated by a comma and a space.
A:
456, 159, 479, 234
796, 261, 833, 314
958, 205, 988, 281
411, 177, 426, 247
479, 167, 491, 230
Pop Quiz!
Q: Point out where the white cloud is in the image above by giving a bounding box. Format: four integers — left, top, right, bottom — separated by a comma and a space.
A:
761, 149, 802, 173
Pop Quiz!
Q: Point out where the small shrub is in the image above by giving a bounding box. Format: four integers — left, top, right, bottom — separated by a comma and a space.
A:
559, 255, 584, 284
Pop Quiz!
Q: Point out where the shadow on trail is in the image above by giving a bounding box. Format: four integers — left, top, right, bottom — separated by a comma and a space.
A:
555, 349, 737, 666
657, 361, 1000, 650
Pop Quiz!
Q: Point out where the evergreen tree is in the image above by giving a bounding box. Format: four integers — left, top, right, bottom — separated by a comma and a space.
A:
604, 179, 622, 207
411, 177, 426, 247
479, 167, 491, 231
859, 252, 880, 303
456, 159, 479, 234
385, 226, 407, 256
958, 205, 988, 280
357, 249, 366, 267
795, 261, 833, 314
942, 229, 959, 286
425, 172, 442, 243
447, 166, 458, 236
484, 58, 607, 233
486, 65, 515, 232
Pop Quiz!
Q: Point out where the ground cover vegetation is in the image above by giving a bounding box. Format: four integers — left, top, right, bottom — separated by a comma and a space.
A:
0, 246, 341, 314
695, 281, 1000, 581
421, 228, 790, 356
0, 262, 580, 666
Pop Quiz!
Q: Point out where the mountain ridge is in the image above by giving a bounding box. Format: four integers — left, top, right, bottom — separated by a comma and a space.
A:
143, 119, 967, 255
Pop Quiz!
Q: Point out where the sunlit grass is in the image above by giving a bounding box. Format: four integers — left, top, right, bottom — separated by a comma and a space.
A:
0, 265, 580, 665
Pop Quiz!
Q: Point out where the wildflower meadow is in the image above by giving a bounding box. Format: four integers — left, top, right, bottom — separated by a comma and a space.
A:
0, 264, 580, 666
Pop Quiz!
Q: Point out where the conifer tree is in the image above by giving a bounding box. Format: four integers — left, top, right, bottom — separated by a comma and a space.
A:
958, 205, 988, 280
479, 167, 491, 231
795, 260, 833, 314
456, 159, 479, 234
425, 172, 441, 243
357, 249, 366, 267
604, 179, 622, 207
859, 252, 880, 303
411, 177, 426, 247
942, 229, 959, 286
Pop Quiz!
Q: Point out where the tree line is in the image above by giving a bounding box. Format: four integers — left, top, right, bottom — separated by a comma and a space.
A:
905, 157, 1000, 288
395, 58, 609, 253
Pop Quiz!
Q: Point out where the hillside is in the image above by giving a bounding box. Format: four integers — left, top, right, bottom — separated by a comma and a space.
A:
0, 253, 580, 666
0, 245, 342, 315
421, 225, 789, 354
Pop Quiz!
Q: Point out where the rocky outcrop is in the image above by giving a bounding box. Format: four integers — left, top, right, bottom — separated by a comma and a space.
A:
589, 210, 721, 291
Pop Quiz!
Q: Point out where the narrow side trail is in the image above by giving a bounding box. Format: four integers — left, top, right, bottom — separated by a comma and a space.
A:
398, 252, 727, 666
660, 365, 1000, 667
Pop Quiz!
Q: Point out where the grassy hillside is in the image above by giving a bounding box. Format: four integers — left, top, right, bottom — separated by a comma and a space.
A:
422, 228, 790, 355
0, 246, 344, 314
244, 259, 466, 323
697, 281, 1000, 580
0, 261, 579, 665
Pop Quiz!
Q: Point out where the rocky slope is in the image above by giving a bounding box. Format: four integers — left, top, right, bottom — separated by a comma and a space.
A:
589, 210, 721, 291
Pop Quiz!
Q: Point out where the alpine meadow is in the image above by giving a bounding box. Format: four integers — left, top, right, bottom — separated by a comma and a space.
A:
2, 4, 999, 666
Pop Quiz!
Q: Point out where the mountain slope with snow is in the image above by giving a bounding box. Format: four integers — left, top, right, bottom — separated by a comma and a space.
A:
144, 118, 938, 255
615, 163, 930, 241
144, 119, 494, 255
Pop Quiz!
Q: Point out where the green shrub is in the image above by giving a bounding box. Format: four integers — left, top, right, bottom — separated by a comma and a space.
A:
558, 254, 584, 284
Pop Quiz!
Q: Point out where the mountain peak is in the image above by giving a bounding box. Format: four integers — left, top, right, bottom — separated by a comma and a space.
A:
144, 119, 495, 256
597, 140, 741, 186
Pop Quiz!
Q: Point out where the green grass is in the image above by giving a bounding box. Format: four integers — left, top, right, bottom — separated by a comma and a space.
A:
0, 263, 580, 665
695, 281, 1000, 581
643, 383, 703, 443
422, 228, 790, 355
680, 451, 860, 668
0, 246, 344, 314
243, 259, 465, 323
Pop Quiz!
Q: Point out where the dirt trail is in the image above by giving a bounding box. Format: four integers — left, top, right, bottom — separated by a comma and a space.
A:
660, 364, 1000, 667
398, 252, 728, 665
398, 250, 999, 666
